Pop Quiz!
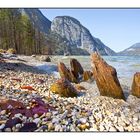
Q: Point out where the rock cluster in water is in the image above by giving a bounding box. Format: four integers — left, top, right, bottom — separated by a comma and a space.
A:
58, 58, 93, 84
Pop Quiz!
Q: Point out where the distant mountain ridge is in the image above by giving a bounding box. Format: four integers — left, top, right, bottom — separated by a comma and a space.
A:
118, 43, 140, 56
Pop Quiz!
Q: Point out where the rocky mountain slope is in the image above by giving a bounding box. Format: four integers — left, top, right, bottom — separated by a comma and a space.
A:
19, 9, 51, 34
51, 16, 116, 55
118, 43, 140, 56
0, 9, 116, 55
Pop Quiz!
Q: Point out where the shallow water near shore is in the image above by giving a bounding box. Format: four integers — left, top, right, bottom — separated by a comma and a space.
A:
52, 55, 140, 79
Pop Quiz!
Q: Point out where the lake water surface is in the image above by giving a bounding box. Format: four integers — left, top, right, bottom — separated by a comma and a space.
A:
52, 55, 140, 79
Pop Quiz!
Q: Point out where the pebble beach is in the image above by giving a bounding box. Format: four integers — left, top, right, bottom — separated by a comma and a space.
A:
0, 55, 140, 132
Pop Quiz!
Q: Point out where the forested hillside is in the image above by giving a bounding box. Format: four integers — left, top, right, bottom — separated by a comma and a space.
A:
0, 9, 69, 55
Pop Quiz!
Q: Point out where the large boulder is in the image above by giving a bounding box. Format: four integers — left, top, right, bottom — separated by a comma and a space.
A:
91, 52, 125, 99
70, 58, 84, 80
58, 62, 77, 83
131, 72, 140, 97
49, 78, 78, 97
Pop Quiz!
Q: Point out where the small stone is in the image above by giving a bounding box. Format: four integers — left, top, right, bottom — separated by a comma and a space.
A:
109, 126, 117, 131
0, 124, 5, 130
14, 113, 22, 118
54, 124, 62, 131
5, 128, 11, 132
0, 110, 6, 115
79, 118, 87, 124
52, 118, 60, 124
47, 122, 54, 131
33, 118, 40, 124
16, 123, 21, 129
78, 124, 89, 130
26, 106, 30, 109
70, 126, 76, 131
34, 114, 39, 118
89, 127, 98, 131
46, 112, 52, 118
27, 95, 31, 99
116, 126, 124, 132
12, 126, 16, 131
99, 125, 105, 131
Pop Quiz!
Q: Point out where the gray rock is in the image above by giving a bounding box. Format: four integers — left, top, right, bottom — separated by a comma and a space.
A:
79, 118, 87, 124
51, 16, 116, 55
5, 128, 11, 132
0, 124, 5, 130
109, 126, 117, 131
33, 118, 41, 124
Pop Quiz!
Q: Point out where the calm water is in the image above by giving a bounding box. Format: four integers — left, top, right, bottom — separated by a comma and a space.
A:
52, 55, 140, 79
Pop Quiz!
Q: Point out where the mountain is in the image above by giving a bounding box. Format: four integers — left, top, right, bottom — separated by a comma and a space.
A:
0, 9, 116, 56
51, 16, 116, 55
118, 43, 140, 56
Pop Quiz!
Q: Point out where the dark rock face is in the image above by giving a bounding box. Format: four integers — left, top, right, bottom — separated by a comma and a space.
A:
51, 16, 116, 55
91, 52, 125, 99
118, 43, 140, 56
131, 72, 140, 97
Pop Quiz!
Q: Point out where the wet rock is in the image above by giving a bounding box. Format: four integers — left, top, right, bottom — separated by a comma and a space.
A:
58, 62, 77, 83
50, 78, 78, 97
40, 55, 51, 62
131, 72, 140, 98
19, 122, 37, 132
91, 52, 125, 100
70, 58, 84, 80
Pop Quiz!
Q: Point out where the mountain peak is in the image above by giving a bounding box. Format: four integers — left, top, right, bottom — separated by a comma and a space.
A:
51, 15, 116, 55
119, 42, 140, 56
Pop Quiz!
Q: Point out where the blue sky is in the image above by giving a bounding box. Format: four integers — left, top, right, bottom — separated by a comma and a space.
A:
40, 9, 140, 52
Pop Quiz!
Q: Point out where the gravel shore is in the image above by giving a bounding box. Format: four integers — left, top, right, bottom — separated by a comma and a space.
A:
0, 55, 140, 132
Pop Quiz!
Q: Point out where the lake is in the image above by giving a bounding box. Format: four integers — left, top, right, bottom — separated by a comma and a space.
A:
52, 55, 140, 79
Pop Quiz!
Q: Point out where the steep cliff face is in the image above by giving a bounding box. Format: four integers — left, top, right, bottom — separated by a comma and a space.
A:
19, 8, 51, 34
118, 43, 140, 56
51, 16, 116, 55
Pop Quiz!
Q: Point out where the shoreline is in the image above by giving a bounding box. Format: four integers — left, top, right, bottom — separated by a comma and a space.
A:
0, 55, 140, 132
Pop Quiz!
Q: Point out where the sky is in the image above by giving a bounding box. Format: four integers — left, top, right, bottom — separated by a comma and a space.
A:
40, 9, 140, 52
